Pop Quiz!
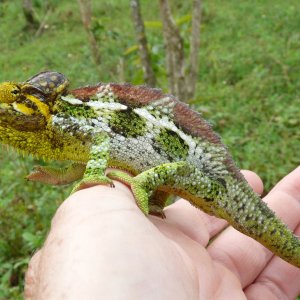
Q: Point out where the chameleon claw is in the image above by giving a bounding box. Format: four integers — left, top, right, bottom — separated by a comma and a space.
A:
149, 204, 166, 219
109, 182, 115, 188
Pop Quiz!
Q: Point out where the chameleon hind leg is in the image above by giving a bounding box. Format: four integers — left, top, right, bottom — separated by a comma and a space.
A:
108, 162, 191, 215
108, 170, 169, 217
131, 162, 189, 215
27, 162, 86, 185
109, 162, 226, 216
72, 134, 114, 192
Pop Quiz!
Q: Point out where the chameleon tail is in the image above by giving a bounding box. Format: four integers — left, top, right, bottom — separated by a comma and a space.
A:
221, 177, 300, 268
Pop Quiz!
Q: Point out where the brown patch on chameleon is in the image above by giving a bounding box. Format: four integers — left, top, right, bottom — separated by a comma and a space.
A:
71, 85, 102, 101
110, 83, 164, 107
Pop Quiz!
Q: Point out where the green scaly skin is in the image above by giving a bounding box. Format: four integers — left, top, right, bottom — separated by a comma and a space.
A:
0, 71, 299, 267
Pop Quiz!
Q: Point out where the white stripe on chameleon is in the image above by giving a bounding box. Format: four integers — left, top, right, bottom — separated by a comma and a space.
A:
86, 101, 127, 110
62, 93, 127, 111
61, 96, 83, 105
134, 105, 197, 156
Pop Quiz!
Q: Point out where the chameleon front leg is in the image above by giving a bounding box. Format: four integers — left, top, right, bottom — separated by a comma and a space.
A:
72, 133, 114, 192
27, 162, 86, 185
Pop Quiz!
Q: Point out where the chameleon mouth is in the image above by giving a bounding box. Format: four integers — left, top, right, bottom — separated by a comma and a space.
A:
0, 107, 46, 131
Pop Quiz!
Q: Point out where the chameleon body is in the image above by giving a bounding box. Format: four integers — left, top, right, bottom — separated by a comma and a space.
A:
0, 71, 299, 267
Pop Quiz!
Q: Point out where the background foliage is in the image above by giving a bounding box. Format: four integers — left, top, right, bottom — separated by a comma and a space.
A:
0, 0, 299, 298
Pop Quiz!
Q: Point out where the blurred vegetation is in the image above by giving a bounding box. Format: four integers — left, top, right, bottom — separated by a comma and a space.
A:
0, 0, 300, 298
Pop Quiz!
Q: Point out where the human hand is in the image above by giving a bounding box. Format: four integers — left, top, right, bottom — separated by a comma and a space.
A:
24, 168, 300, 299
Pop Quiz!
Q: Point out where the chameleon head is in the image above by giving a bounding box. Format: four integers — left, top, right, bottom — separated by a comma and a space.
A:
0, 71, 69, 117
0, 71, 69, 114
0, 72, 71, 159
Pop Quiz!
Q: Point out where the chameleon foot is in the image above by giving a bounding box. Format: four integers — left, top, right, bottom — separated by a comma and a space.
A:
130, 179, 150, 215
72, 175, 115, 193
107, 170, 134, 186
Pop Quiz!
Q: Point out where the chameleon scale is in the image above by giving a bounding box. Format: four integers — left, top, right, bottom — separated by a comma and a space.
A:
0, 71, 299, 267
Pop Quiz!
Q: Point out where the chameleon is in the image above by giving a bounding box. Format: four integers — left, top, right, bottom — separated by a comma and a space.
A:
0, 71, 299, 268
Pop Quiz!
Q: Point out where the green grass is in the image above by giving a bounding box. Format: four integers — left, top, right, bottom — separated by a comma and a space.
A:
0, 0, 300, 297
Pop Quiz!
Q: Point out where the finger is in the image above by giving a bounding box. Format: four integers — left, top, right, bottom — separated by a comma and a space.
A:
24, 250, 41, 300
240, 170, 264, 195
27, 184, 157, 299
51, 180, 137, 229
207, 166, 300, 288
150, 217, 247, 300
244, 226, 300, 300
160, 170, 263, 245
162, 199, 226, 246
269, 165, 300, 199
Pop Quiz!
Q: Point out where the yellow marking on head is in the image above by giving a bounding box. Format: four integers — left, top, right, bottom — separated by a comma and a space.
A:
40, 81, 48, 87
55, 82, 68, 95
50, 75, 58, 81
26, 94, 50, 119
12, 102, 35, 115
0, 82, 21, 103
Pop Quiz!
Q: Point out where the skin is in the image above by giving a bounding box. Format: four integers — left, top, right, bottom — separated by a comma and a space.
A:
24, 168, 300, 300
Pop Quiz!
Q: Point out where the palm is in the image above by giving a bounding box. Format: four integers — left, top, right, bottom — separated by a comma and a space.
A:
145, 169, 300, 299
25, 169, 300, 299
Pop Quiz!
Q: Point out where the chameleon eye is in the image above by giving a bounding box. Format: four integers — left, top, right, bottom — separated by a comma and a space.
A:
0, 82, 21, 103
11, 89, 20, 95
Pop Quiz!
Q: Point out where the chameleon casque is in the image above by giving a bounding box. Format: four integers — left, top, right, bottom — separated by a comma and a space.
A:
0, 71, 299, 267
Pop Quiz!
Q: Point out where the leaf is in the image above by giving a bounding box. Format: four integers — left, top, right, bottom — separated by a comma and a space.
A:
22, 231, 43, 248
123, 44, 139, 56
144, 15, 191, 30
14, 258, 29, 269
0, 268, 12, 284
144, 20, 163, 28
175, 14, 192, 26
